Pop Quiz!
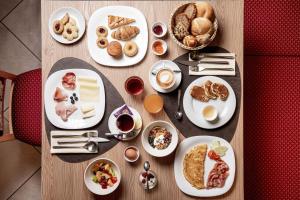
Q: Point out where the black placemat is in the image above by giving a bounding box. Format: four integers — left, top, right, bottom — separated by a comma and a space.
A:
161, 46, 241, 142
45, 57, 125, 163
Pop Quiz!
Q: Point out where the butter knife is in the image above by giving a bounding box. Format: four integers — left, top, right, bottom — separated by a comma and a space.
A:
57, 137, 110, 144
176, 60, 229, 66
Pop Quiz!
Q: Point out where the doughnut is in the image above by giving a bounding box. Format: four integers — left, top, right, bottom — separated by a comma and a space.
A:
123, 41, 138, 57
96, 37, 108, 48
96, 26, 108, 37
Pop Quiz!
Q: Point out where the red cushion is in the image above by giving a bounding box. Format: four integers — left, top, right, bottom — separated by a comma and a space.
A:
12, 69, 41, 146
245, 0, 300, 55
244, 56, 300, 200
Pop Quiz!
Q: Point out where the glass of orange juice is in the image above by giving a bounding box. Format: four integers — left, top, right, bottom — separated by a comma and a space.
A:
143, 94, 164, 114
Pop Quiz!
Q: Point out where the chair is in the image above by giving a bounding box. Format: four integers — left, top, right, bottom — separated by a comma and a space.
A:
0, 69, 41, 146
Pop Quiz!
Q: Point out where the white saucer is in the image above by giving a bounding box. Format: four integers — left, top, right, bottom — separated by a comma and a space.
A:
48, 7, 85, 44
149, 60, 182, 93
108, 106, 142, 141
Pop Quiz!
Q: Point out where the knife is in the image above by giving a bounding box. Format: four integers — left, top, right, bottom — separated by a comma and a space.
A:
57, 137, 110, 144
176, 60, 229, 66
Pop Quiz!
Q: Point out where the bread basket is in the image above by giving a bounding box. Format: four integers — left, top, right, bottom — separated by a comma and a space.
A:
168, 2, 218, 51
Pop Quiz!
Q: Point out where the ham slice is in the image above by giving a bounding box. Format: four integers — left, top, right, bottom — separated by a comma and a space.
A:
207, 160, 229, 189
62, 72, 76, 90
55, 102, 77, 121
53, 87, 68, 102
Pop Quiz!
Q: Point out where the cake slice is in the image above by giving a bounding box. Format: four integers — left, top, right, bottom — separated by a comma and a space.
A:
108, 15, 135, 29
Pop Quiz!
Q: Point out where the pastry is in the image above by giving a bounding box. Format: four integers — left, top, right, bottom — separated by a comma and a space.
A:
53, 20, 64, 34
196, 34, 211, 45
68, 17, 76, 26
96, 37, 108, 48
96, 26, 108, 37
195, 2, 215, 22
108, 15, 135, 29
204, 80, 218, 99
190, 85, 209, 102
191, 17, 213, 36
184, 3, 197, 20
183, 35, 198, 48
107, 41, 122, 58
62, 23, 78, 41
183, 144, 207, 189
211, 83, 229, 101
123, 41, 138, 57
174, 22, 189, 40
175, 13, 190, 29
60, 13, 70, 25
111, 26, 140, 41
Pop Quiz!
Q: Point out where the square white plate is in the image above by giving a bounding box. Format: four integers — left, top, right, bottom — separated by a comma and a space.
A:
87, 6, 148, 67
44, 69, 105, 129
174, 136, 235, 197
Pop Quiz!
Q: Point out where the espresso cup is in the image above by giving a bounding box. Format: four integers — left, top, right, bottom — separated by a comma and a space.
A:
155, 68, 176, 89
116, 114, 135, 134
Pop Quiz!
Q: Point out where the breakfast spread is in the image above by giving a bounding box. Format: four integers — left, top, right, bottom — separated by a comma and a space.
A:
148, 126, 172, 150
91, 161, 118, 189
171, 2, 216, 49
190, 80, 229, 102
52, 13, 79, 41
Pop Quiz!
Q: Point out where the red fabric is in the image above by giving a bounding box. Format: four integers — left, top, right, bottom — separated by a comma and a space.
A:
12, 69, 41, 146
245, 0, 300, 56
244, 56, 300, 200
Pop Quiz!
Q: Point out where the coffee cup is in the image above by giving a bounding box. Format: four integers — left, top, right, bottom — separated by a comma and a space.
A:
155, 68, 176, 89
116, 114, 135, 134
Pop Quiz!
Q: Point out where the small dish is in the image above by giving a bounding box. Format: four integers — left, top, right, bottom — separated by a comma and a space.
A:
141, 120, 178, 157
84, 158, 121, 195
139, 170, 158, 190
124, 146, 140, 162
152, 22, 167, 38
151, 39, 167, 56
202, 105, 218, 121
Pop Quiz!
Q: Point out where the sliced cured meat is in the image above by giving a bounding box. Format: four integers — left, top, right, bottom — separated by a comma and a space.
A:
207, 160, 230, 189
55, 102, 77, 121
190, 85, 209, 102
62, 72, 76, 90
53, 87, 68, 102
211, 83, 229, 101
204, 80, 217, 99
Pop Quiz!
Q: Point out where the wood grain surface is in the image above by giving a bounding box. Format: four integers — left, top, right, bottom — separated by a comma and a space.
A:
41, 1, 244, 200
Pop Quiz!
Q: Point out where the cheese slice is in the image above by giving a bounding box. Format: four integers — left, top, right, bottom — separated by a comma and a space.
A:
81, 104, 95, 114
79, 82, 99, 90
83, 109, 95, 119
78, 76, 97, 84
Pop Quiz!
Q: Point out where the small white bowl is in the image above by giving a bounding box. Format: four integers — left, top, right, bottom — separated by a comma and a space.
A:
202, 105, 218, 122
124, 146, 140, 163
151, 39, 168, 56
151, 22, 167, 38
141, 120, 178, 157
84, 158, 121, 195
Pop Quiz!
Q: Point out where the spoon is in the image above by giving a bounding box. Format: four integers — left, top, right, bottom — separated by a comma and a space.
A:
175, 89, 183, 120
105, 132, 126, 137
144, 161, 150, 190
52, 141, 98, 153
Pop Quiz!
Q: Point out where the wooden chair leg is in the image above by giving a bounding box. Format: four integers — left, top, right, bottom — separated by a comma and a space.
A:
0, 133, 15, 143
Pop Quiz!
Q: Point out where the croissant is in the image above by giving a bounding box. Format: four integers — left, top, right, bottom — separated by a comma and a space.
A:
111, 26, 140, 41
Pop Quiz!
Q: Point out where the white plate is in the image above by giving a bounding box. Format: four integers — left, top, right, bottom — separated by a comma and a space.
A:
108, 106, 142, 141
141, 120, 178, 157
48, 7, 85, 44
44, 69, 105, 129
87, 6, 148, 67
183, 76, 236, 129
149, 60, 182, 93
174, 136, 235, 197
84, 158, 121, 195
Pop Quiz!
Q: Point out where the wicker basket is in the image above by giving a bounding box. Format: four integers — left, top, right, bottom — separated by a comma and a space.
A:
168, 2, 218, 51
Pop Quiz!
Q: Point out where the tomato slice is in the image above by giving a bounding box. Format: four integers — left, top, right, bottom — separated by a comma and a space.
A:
208, 150, 221, 161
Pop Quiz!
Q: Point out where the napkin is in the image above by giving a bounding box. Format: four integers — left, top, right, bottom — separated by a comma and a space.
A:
188, 53, 236, 76
50, 130, 99, 154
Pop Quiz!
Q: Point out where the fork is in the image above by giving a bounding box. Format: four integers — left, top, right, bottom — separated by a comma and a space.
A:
52, 131, 98, 138
190, 65, 234, 72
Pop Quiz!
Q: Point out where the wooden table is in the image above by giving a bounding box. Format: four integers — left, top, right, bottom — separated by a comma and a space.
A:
41, 1, 244, 199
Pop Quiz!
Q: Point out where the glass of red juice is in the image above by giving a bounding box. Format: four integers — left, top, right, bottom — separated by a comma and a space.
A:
125, 76, 144, 95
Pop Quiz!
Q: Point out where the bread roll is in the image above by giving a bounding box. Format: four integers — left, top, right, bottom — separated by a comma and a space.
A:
196, 34, 211, 45
175, 13, 190, 29
195, 2, 215, 22
107, 41, 122, 58
191, 17, 213, 36
183, 3, 197, 20
183, 35, 198, 47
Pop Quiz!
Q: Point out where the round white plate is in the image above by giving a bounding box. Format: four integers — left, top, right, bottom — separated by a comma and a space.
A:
149, 60, 182, 93
84, 158, 121, 195
87, 6, 148, 67
108, 106, 142, 141
141, 120, 178, 157
174, 136, 235, 197
183, 76, 236, 129
48, 7, 85, 44
44, 69, 105, 129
